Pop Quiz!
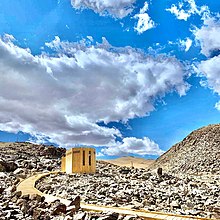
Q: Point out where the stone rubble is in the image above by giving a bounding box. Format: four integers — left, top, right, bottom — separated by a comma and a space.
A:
36, 161, 220, 219
0, 185, 141, 220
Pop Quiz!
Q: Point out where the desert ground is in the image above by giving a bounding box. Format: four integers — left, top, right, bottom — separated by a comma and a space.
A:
103, 156, 154, 169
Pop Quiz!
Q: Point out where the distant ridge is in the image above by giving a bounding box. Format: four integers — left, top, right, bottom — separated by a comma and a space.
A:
149, 124, 220, 174
103, 156, 154, 169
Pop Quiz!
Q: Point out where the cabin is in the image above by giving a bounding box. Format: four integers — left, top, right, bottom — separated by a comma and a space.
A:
61, 147, 96, 174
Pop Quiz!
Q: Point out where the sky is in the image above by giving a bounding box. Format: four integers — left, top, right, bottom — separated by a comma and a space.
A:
0, 0, 220, 159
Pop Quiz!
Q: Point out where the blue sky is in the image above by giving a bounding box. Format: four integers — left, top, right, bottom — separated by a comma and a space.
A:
0, 0, 220, 159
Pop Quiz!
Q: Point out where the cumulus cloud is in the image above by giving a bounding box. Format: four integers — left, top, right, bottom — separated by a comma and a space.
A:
0, 35, 189, 149
193, 18, 220, 57
199, 55, 220, 95
166, 0, 209, 21
134, 2, 155, 34
102, 137, 164, 156
179, 38, 192, 52
71, 0, 136, 19
215, 101, 220, 111
96, 152, 105, 157
194, 18, 220, 111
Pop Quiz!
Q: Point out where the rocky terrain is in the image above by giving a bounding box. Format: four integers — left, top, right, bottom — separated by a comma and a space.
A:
36, 161, 220, 219
149, 124, 220, 175
0, 142, 65, 174
0, 142, 66, 219
0, 142, 143, 219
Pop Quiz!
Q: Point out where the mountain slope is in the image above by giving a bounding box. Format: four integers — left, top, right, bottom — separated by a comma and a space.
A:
149, 124, 220, 174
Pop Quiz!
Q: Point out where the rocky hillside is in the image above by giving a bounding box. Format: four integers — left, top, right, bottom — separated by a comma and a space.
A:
0, 142, 65, 176
150, 124, 220, 174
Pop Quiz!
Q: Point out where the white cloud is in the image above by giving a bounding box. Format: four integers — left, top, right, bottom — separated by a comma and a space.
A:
102, 137, 164, 156
71, 0, 136, 19
86, 36, 93, 42
199, 55, 220, 95
215, 101, 220, 111
166, 0, 209, 21
193, 18, 220, 57
96, 152, 104, 157
0, 35, 189, 148
179, 37, 192, 52
134, 2, 155, 34
194, 18, 220, 112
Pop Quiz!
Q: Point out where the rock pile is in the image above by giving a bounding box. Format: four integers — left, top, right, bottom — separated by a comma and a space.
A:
36, 161, 220, 219
149, 124, 220, 175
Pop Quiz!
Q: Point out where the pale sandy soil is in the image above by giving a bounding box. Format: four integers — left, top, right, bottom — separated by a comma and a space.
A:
102, 156, 155, 169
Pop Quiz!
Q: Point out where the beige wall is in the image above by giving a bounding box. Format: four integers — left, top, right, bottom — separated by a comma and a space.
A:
65, 149, 73, 174
61, 156, 66, 172
62, 147, 96, 174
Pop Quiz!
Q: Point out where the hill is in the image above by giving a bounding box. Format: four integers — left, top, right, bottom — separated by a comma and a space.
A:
103, 156, 154, 169
149, 124, 220, 174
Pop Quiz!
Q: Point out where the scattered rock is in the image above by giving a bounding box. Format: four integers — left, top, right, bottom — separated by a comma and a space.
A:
36, 161, 220, 219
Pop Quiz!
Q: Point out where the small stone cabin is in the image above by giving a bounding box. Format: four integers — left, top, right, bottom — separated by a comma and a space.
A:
61, 147, 96, 174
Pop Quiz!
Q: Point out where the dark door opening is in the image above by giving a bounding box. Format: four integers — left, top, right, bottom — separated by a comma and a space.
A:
89, 151, 91, 166
83, 150, 85, 166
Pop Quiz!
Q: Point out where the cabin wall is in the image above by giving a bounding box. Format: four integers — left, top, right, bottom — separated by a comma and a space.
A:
62, 147, 96, 174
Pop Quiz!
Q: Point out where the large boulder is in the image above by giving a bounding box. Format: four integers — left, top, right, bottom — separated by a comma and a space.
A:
0, 160, 18, 172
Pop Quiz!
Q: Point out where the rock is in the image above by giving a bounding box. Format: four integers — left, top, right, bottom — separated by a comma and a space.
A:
16, 198, 26, 206
5, 185, 16, 194
65, 215, 73, 220
73, 212, 86, 220
13, 168, 26, 175
13, 178, 20, 185
21, 194, 30, 200
0, 161, 6, 172
189, 210, 201, 216
69, 195, 80, 211
123, 215, 139, 220
97, 212, 119, 220
29, 194, 42, 202
157, 168, 162, 176
32, 208, 46, 220
0, 172, 7, 177
12, 191, 22, 198
51, 202, 67, 215
5, 161, 18, 172
204, 199, 215, 206
170, 200, 180, 209
119, 168, 131, 174
20, 202, 29, 214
